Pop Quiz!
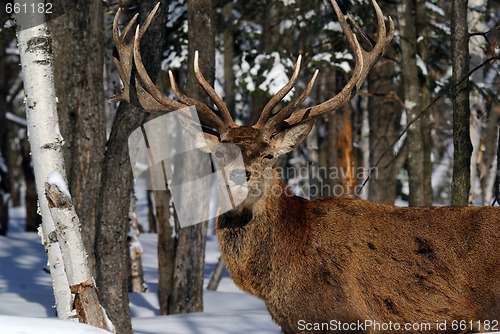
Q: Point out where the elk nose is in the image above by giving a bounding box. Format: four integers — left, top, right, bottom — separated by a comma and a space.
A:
230, 169, 251, 185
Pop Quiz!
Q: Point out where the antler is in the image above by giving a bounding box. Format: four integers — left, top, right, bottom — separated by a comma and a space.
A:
111, 3, 235, 132
255, 0, 394, 134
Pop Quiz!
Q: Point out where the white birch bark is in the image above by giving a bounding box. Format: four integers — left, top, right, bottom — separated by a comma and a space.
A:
468, 0, 493, 204
15, 1, 111, 330
469, 110, 481, 205
15, 0, 75, 321
45, 174, 112, 331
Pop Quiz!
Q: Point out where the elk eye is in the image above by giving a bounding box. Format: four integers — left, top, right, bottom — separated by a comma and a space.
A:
264, 154, 274, 160
215, 151, 224, 158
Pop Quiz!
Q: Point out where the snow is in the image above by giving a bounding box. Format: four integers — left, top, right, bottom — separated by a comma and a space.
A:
46, 170, 72, 201
404, 100, 417, 111
162, 44, 188, 70
279, 19, 293, 34
416, 54, 428, 76
0, 154, 7, 173
311, 51, 352, 73
0, 197, 279, 334
237, 53, 256, 92
257, 53, 295, 101
323, 21, 342, 32
425, 1, 445, 16
0, 315, 110, 334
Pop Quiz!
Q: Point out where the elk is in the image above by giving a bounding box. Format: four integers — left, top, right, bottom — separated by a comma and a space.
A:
112, 1, 500, 333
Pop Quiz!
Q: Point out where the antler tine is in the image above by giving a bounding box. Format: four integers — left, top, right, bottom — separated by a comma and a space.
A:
109, 9, 138, 103
111, 3, 184, 113
168, 70, 228, 130
168, 70, 193, 104
193, 51, 237, 127
281, 0, 393, 127
133, 26, 227, 130
111, 3, 228, 131
131, 4, 185, 111
254, 55, 303, 128
264, 69, 319, 134
347, 13, 373, 49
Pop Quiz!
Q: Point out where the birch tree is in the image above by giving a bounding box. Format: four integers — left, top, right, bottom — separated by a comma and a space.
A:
15, 0, 111, 330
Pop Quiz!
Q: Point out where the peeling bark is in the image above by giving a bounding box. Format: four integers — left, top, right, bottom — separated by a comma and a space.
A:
71, 281, 108, 330
45, 175, 111, 331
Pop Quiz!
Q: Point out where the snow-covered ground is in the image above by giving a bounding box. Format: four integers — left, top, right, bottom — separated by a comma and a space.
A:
0, 204, 279, 333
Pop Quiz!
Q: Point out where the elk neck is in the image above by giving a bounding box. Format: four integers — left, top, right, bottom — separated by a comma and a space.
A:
215, 169, 310, 298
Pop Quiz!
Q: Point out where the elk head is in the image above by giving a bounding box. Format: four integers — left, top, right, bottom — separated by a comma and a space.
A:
111, 0, 394, 210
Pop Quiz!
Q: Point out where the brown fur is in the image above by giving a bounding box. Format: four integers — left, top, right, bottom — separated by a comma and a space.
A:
211, 127, 500, 334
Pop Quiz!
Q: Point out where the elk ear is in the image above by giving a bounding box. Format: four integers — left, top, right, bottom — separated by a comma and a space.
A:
270, 120, 314, 155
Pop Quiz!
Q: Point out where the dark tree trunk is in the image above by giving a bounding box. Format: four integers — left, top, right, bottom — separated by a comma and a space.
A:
247, 0, 279, 125
0, 162, 7, 236
0, 24, 34, 233
155, 189, 176, 315
415, 0, 433, 205
6, 119, 21, 208
167, 0, 216, 314
398, 0, 425, 206
0, 42, 9, 236
367, 55, 402, 204
95, 1, 168, 332
451, 0, 472, 206
147, 190, 157, 233
0, 189, 7, 236
47, 0, 106, 274
321, 69, 356, 198
22, 137, 42, 232
95, 104, 142, 334
223, 2, 236, 119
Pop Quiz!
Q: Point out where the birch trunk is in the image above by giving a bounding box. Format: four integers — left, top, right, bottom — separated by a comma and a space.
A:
15, 1, 74, 320
15, 1, 111, 330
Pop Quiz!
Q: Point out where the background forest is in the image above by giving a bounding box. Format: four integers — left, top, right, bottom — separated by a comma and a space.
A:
0, 0, 499, 333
